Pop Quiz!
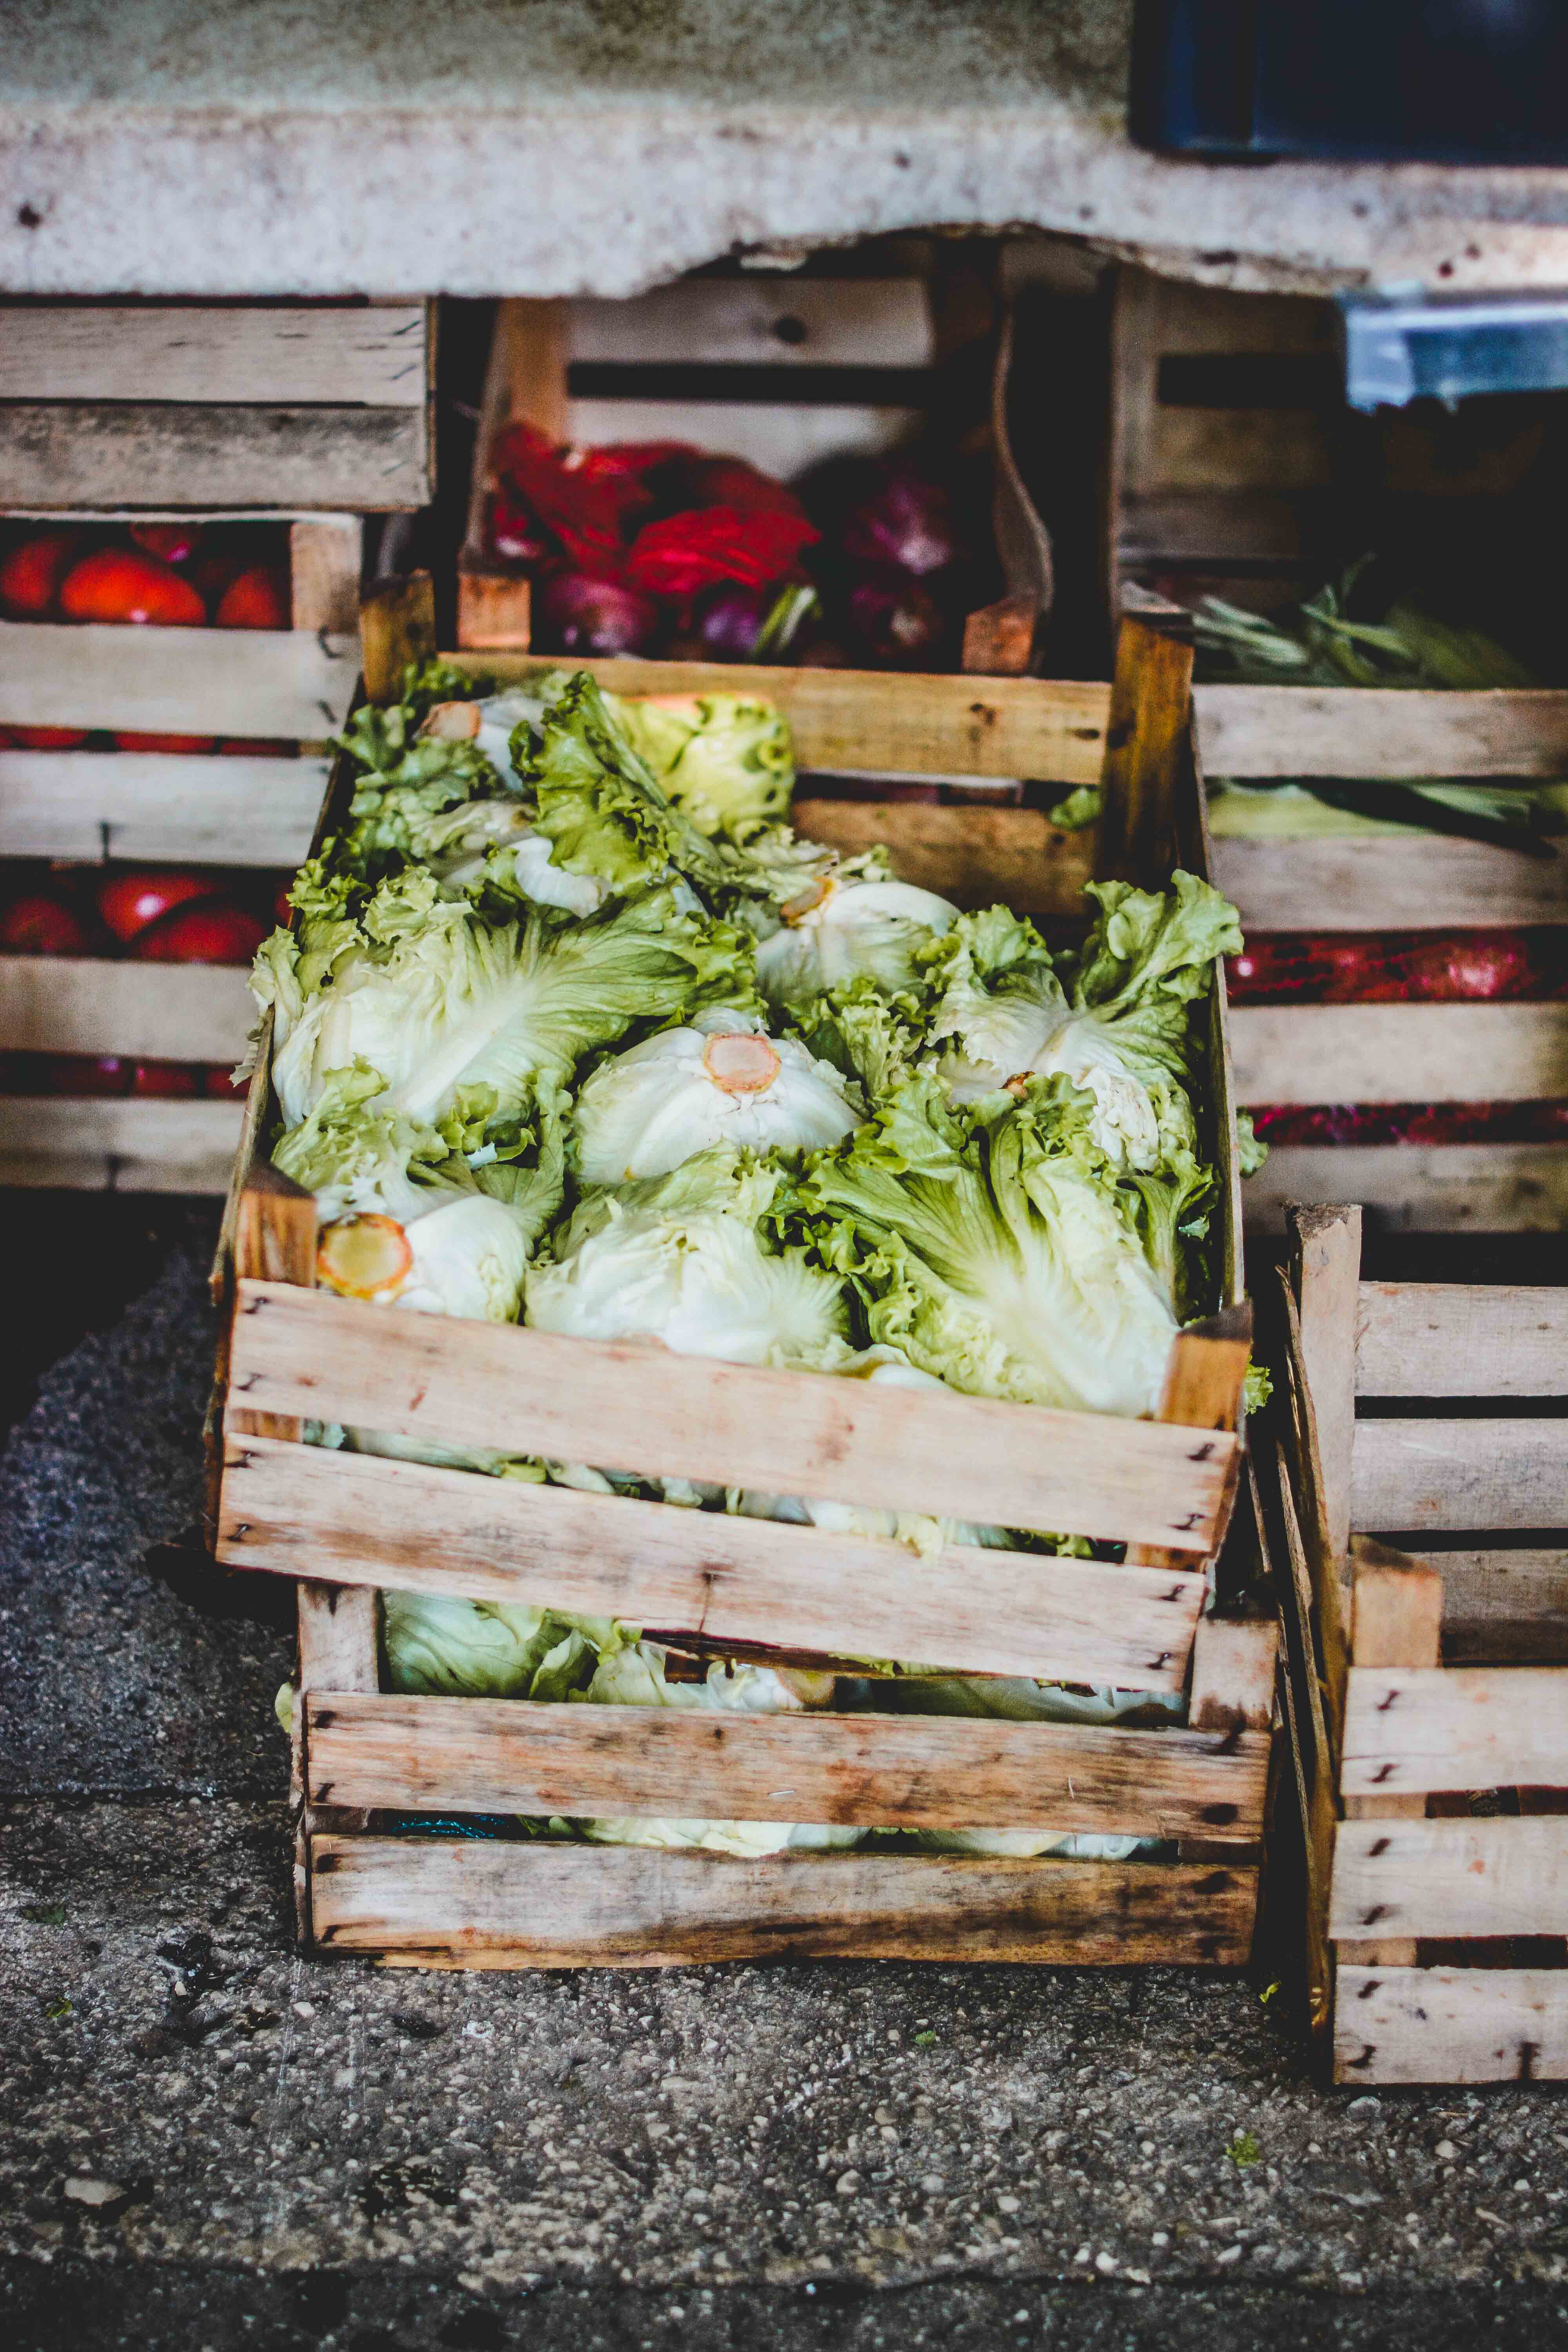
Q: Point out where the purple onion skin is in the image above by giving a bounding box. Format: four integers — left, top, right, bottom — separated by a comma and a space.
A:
697, 585, 769, 659
537, 572, 660, 657
840, 466, 960, 579
845, 573, 946, 665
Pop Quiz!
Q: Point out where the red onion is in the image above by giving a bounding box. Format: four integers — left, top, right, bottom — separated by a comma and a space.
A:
844, 574, 946, 666
840, 463, 960, 579
536, 572, 660, 657
697, 586, 770, 659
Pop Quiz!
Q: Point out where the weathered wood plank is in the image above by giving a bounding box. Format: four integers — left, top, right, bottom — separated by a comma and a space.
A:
0, 619, 358, 739
1288, 1204, 1361, 1569
0, 303, 428, 404
1196, 686, 1568, 782
1127, 1303, 1250, 1571
0, 957, 253, 1061
227, 1280, 1240, 1554
230, 1166, 318, 1445
564, 401, 920, 483
1356, 1282, 1568, 1399
305, 1693, 1270, 1840
218, 1433, 1205, 1691
1430, 1550, 1568, 1666
289, 519, 363, 637
1334, 1965, 1568, 2086
1342, 1665, 1568, 1798
793, 800, 1093, 918
310, 1838, 1259, 1967
0, 750, 328, 866
0, 403, 430, 511
1242, 1142, 1568, 1236
1212, 833, 1568, 934
570, 279, 935, 369
1352, 1416, 1568, 1534
1332, 1817, 1568, 1941
1230, 1003, 1568, 1109
0, 1095, 242, 1192
1186, 1612, 1279, 1735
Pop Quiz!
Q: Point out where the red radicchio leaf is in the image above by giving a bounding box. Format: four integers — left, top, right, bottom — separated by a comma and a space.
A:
682, 456, 813, 523
490, 423, 636, 573
624, 505, 819, 598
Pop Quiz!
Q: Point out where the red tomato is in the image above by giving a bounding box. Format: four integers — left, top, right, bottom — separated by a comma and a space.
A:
0, 892, 91, 955
112, 731, 220, 755
203, 1063, 243, 1099
131, 899, 267, 965
129, 523, 203, 566
96, 869, 212, 944
129, 1059, 201, 1098
0, 724, 92, 750
59, 548, 207, 626
0, 530, 81, 619
214, 567, 289, 630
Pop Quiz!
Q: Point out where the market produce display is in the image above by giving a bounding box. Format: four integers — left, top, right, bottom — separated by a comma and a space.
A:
253, 662, 1251, 1857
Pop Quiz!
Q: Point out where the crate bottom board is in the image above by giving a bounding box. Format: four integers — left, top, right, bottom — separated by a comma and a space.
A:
0, 1097, 243, 1194
1241, 1142, 1568, 1233
1334, 1964, 1568, 2085
306, 1836, 1259, 1969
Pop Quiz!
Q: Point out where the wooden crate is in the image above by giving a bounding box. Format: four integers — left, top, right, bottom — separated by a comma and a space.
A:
1265, 1201, 1568, 2085
208, 592, 1277, 1971
0, 301, 433, 512
0, 517, 361, 1191
458, 276, 1051, 678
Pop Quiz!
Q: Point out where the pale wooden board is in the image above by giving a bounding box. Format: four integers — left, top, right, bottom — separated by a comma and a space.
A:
306, 1693, 1269, 1842
1356, 1281, 1568, 1399
0, 303, 428, 405
1352, 1416, 1568, 1534
310, 1838, 1259, 1968
1289, 1205, 1361, 1571
1334, 1965, 1568, 2087
1342, 1665, 1568, 1798
1242, 1143, 1568, 1235
463, 657, 1111, 787
1195, 687, 1568, 782
0, 621, 358, 739
0, 958, 253, 1062
1430, 1550, 1568, 1666
564, 401, 920, 482
793, 800, 1093, 918
0, 1096, 242, 1193
1331, 1816, 1568, 1942
1211, 833, 1568, 933
0, 405, 430, 512
1229, 1003, 1568, 1109
0, 750, 328, 866
227, 1281, 1240, 1555
219, 1433, 1205, 1692
570, 279, 935, 369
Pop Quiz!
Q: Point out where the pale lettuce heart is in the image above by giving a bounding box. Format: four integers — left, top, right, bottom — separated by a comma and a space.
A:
755, 875, 958, 1005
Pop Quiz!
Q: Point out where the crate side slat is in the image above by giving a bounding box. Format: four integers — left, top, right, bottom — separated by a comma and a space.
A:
0, 751, 328, 867
306, 1693, 1269, 1840
0, 1096, 243, 1192
1196, 687, 1568, 782
791, 800, 1093, 920
228, 1281, 1239, 1553
1352, 1417, 1568, 1534
1242, 1143, 1568, 1236
1341, 1665, 1568, 1797
0, 957, 253, 1062
1355, 1282, 1568, 1400
1334, 1967, 1568, 2087
0, 303, 429, 405
1230, 1003, 1568, 1110
1212, 834, 1568, 935
0, 621, 358, 739
1331, 1817, 1568, 1942
218, 1433, 1203, 1691
309, 1839, 1258, 1968
0, 404, 430, 512
1427, 1552, 1568, 1666
569, 281, 936, 370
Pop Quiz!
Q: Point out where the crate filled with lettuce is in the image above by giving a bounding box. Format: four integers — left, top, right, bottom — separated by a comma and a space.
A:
211, 588, 1276, 1970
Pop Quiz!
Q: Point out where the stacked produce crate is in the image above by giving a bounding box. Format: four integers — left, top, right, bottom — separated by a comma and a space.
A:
0, 299, 434, 1191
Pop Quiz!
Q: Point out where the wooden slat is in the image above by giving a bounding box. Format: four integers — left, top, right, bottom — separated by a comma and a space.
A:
218, 1432, 1205, 1691
1196, 687, 1568, 782
0, 1095, 242, 1192
0, 303, 428, 405
1332, 1817, 1568, 1941
310, 1838, 1259, 1967
1098, 612, 1194, 887
306, 1693, 1269, 1841
1352, 1416, 1568, 1533
227, 1280, 1240, 1554
0, 621, 358, 739
230, 1164, 318, 1443
1288, 1204, 1361, 1568
461, 656, 1111, 786
1242, 1142, 1568, 1236
1339, 1543, 1444, 1965
570, 280, 935, 370
563, 401, 920, 483
1127, 1305, 1250, 1571
1356, 1281, 1568, 1399
289, 519, 363, 637
1212, 833, 1568, 934
1186, 1612, 1279, 1735
1430, 1550, 1568, 1666
1342, 1665, 1568, 1798
1230, 1003, 1568, 1108
793, 800, 1093, 918
0, 957, 252, 1061
1334, 1966, 1568, 2086
0, 750, 328, 866
0, 405, 430, 511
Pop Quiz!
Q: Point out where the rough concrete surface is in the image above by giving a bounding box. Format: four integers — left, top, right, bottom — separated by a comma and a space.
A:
10, 3, 1568, 300
3, 1214, 1568, 2349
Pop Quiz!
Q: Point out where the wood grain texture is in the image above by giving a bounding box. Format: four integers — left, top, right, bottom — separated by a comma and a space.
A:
564, 401, 921, 483
0, 302, 428, 404
1187, 1613, 1279, 1735
1352, 1416, 1568, 1534
218, 1432, 1206, 1691
1334, 1965, 1568, 2086
227, 1280, 1240, 1553
1098, 613, 1194, 887
230, 1166, 318, 1445
309, 1838, 1259, 1967
1230, 1003, 1568, 1108
1342, 1665, 1568, 1798
1356, 1282, 1568, 1399
1242, 1142, 1568, 1236
0, 750, 328, 866
1126, 1305, 1250, 1571
570, 279, 935, 369
1348, 1544, 1445, 1673
1332, 1816, 1568, 1941
0, 619, 358, 739
456, 568, 532, 653
1431, 1551, 1568, 1666
305, 1692, 1270, 1840
0, 403, 430, 511
1288, 1204, 1361, 1571
361, 572, 436, 704
792, 800, 1092, 918
0, 1095, 242, 1192
289, 519, 363, 637
0, 957, 253, 1061
1211, 832, 1568, 934
1196, 686, 1568, 781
